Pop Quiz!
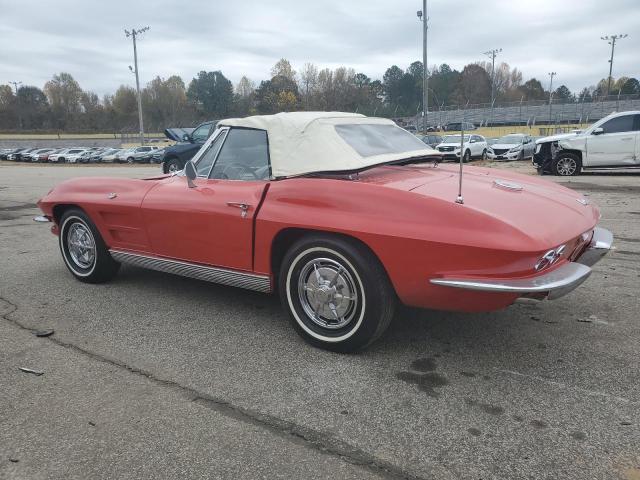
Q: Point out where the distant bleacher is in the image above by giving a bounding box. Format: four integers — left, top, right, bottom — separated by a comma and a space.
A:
405, 94, 640, 128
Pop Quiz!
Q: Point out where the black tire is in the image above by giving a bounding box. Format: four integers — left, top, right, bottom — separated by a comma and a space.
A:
164, 157, 182, 174
481, 149, 487, 160
463, 150, 471, 163
552, 153, 581, 176
126, 157, 134, 164
59, 209, 120, 283
517, 150, 524, 161
58, 157, 66, 163
278, 234, 395, 353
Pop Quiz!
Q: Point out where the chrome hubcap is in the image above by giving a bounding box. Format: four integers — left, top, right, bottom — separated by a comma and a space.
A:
67, 222, 96, 269
297, 258, 358, 330
557, 158, 576, 175
168, 163, 179, 173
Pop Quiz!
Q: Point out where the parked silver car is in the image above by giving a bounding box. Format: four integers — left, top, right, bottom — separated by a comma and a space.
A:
487, 134, 536, 161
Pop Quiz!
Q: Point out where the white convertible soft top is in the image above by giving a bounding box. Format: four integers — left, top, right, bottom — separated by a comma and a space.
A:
218, 112, 439, 178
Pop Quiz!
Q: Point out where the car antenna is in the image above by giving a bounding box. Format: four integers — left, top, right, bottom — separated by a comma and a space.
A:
455, 111, 466, 205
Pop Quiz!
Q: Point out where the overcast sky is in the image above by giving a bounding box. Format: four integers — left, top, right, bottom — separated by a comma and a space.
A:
1, 0, 638, 96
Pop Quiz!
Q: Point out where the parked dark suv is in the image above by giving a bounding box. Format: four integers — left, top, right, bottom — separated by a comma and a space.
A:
161, 120, 217, 173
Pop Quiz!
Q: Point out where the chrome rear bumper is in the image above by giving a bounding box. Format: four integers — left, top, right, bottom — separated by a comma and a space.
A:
430, 227, 613, 301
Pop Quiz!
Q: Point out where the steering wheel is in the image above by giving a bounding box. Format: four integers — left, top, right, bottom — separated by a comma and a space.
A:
220, 163, 258, 180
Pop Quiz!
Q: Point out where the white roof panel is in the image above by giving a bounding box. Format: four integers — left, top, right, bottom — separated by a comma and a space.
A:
218, 112, 439, 178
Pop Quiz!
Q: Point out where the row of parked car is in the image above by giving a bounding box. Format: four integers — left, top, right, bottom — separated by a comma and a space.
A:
415, 132, 537, 162
403, 122, 477, 133
0, 145, 165, 164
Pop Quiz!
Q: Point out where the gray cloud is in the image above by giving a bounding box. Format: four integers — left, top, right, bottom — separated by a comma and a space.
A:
1, 0, 638, 96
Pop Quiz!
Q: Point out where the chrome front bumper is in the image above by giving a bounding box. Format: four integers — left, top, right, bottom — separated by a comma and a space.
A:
575, 227, 614, 267
431, 227, 613, 301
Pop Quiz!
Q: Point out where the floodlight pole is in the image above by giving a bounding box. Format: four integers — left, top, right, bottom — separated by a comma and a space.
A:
417, 2, 428, 133
8, 81, 21, 95
125, 26, 150, 145
601, 34, 628, 97
483, 48, 501, 127
9, 81, 22, 129
548, 72, 556, 125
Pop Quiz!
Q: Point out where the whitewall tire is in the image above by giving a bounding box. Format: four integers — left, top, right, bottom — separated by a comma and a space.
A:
279, 235, 395, 352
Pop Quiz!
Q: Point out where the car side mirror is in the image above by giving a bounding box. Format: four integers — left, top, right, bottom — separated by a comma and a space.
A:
592, 127, 604, 135
182, 133, 192, 142
184, 160, 197, 188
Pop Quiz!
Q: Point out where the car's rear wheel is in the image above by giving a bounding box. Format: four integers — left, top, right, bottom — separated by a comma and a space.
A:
59, 209, 120, 283
279, 235, 395, 353
165, 157, 181, 173
552, 153, 581, 176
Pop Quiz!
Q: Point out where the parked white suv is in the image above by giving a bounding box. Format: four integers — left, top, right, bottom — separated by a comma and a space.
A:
534, 111, 640, 176
436, 134, 488, 162
49, 148, 86, 163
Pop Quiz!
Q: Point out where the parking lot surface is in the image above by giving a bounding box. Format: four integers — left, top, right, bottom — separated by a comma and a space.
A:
1, 163, 639, 479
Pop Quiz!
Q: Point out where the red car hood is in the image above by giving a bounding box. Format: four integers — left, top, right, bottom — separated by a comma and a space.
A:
359, 164, 599, 248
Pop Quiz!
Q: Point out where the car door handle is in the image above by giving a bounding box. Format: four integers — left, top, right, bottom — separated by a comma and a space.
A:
227, 202, 251, 218
227, 202, 250, 210
621, 137, 633, 141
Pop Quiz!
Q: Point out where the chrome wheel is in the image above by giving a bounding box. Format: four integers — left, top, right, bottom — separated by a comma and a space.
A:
67, 222, 96, 269
297, 257, 358, 330
168, 162, 180, 173
556, 157, 577, 176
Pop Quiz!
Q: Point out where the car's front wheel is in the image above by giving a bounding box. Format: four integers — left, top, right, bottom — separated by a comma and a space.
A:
481, 149, 487, 160
552, 153, 581, 176
59, 209, 120, 283
164, 157, 182, 174
463, 150, 471, 163
279, 235, 395, 353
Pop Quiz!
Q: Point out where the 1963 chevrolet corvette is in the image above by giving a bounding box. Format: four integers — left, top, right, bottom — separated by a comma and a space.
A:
36, 112, 613, 352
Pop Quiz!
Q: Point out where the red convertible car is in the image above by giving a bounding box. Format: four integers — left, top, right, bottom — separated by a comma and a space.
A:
36, 112, 612, 352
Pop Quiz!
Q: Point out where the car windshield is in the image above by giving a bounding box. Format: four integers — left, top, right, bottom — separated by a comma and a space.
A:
497, 135, 524, 143
442, 135, 470, 143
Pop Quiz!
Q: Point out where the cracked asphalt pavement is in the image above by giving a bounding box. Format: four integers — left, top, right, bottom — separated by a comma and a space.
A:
1, 163, 639, 479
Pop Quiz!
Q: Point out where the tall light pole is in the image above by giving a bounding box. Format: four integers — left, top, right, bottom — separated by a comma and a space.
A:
483, 48, 501, 127
8, 81, 22, 95
9, 81, 22, 129
417, 2, 428, 133
601, 34, 628, 97
125, 26, 150, 146
548, 72, 557, 125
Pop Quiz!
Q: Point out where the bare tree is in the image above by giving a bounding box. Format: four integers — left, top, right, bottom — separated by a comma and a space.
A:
236, 76, 255, 97
299, 63, 318, 108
